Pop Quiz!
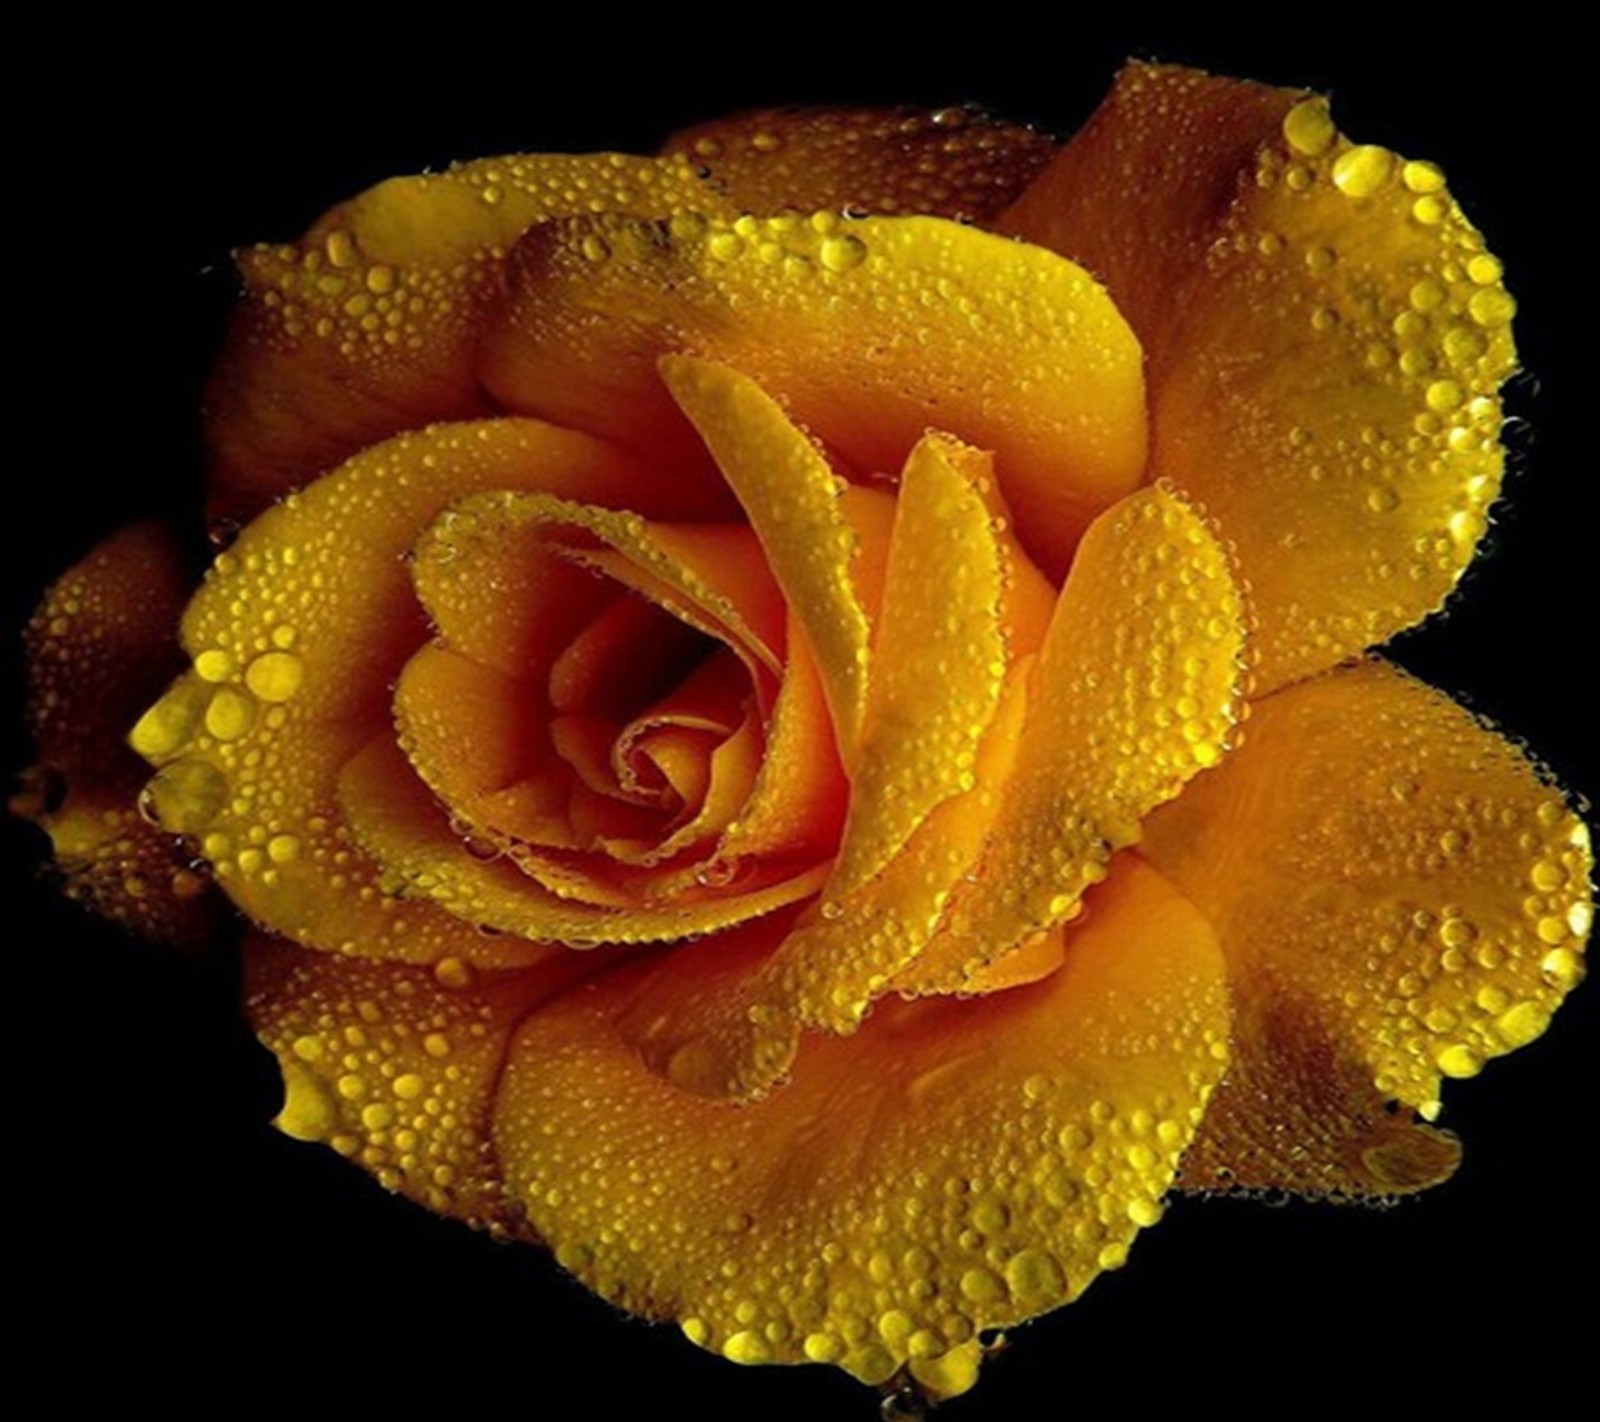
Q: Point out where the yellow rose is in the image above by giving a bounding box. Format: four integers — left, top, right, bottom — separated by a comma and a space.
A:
15, 61, 1590, 1409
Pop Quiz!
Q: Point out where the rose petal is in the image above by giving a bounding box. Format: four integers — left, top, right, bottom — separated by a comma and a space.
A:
339, 734, 828, 943
494, 859, 1229, 1394
481, 211, 1146, 575
1003, 63, 1517, 689
247, 930, 594, 1231
206, 151, 733, 524
634, 658, 1031, 1101
713, 608, 849, 867
18, 523, 218, 943
832, 432, 1010, 896
137, 420, 662, 968
662, 104, 1055, 223
659, 356, 872, 761
393, 644, 582, 853
1140, 659, 1592, 1197
899, 485, 1247, 993
409, 486, 849, 893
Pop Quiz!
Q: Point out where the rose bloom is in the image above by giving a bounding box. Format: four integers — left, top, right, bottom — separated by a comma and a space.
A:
17, 61, 1591, 1407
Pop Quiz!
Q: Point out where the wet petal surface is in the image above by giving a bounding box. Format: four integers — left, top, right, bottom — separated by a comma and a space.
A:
1004, 63, 1517, 688
20, 524, 218, 943
1141, 660, 1591, 1196
900, 486, 1247, 993
207, 152, 730, 523
136, 420, 662, 968
494, 859, 1229, 1395
483, 210, 1146, 575
663, 104, 1055, 223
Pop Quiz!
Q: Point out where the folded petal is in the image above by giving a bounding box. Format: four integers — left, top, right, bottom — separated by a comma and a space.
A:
18, 523, 218, 943
1004, 63, 1517, 689
1140, 660, 1592, 1197
832, 433, 1009, 896
713, 608, 849, 868
137, 420, 658, 968
899, 486, 1247, 993
481, 211, 1146, 575
660, 357, 872, 760
663, 104, 1055, 223
207, 151, 731, 524
638, 658, 1032, 1101
494, 859, 1229, 1395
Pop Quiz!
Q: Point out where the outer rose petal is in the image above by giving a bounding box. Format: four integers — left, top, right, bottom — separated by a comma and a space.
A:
18, 523, 217, 943
1003, 64, 1517, 689
206, 151, 734, 524
662, 104, 1055, 223
1140, 660, 1591, 1197
247, 931, 594, 1232
493, 859, 1229, 1396
480, 211, 1146, 575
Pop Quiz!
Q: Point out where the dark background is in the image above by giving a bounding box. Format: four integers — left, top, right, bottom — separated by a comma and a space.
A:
10, 6, 1594, 1417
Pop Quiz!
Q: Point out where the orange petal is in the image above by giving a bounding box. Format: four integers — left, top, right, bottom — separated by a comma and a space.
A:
206, 151, 731, 524
495, 858, 1229, 1394
137, 420, 656, 968
1003, 63, 1517, 689
412, 517, 616, 681
833, 433, 1010, 896
663, 104, 1055, 223
1140, 659, 1592, 1197
247, 930, 594, 1232
660, 357, 871, 760
549, 592, 714, 719
340, 734, 829, 945
393, 644, 577, 850
408, 487, 841, 902
714, 610, 848, 867
638, 659, 1031, 1101
481, 211, 1145, 576
17, 524, 218, 944
900, 486, 1247, 993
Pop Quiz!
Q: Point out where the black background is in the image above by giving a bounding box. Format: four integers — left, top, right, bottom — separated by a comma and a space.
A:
10, 6, 1595, 1418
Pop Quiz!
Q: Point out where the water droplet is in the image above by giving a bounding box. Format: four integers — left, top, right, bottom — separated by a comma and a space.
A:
204, 686, 256, 742
128, 681, 209, 760
1402, 160, 1446, 194
324, 230, 358, 269
1436, 1043, 1483, 1079
1332, 145, 1395, 198
1540, 947, 1584, 991
958, 1267, 1005, 1303
819, 234, 867, 273
1494, 1000, 1550, 1048
1468, 287, 1516, 327
393, 1072, 425, 1100
1282, 98, 1336, 156
194, 648, 237, 683
245, 651, 305, 703
143, 758, 228, 834
722, 1330, 772, 1365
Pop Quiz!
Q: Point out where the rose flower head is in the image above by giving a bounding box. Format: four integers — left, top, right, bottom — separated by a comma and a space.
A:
16, 64, 1591, 1405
